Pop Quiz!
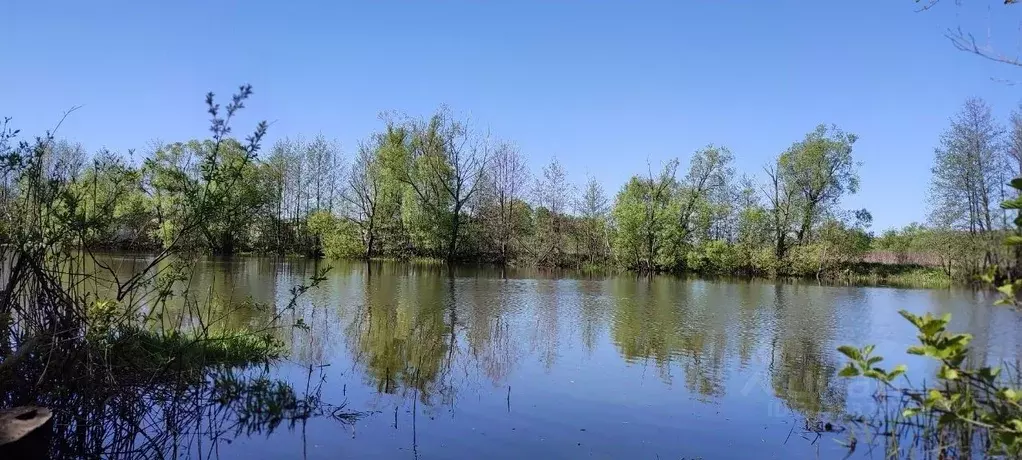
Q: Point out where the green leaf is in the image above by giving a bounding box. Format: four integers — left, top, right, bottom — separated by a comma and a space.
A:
1001, 198, 1022, 210
1001, 388, 1021, 403
837, 345, 861, 361
938, 412, 959, 425
901, 408, 919, 418
948, 333, 973, 349
907, 345, 927, 356
899, 310, 923, 328
838, 364, 861, 377
938, 366, 959, 380
869, 367, 890, 380
1010, 177, 1022, 192
1006, 235, 1022, 246
979, 366, 1002, 382
920, 319, 947, 337
864, 369, 886, 380
888, 364, 907, 380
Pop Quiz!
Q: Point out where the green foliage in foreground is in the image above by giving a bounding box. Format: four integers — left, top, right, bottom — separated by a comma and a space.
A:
836, 178, 1022, 457
839, 310, 1022, 456
0, 86, 369, 459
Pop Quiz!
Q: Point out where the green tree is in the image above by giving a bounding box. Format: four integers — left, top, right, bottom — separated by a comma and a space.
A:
1008, 104, 1022, 272
385, 107, 488, 262
69, 152, 151, 247
735, 177, 771, 248
676, 145, 735, 248
144, 138, 271, 254
779, 124, 860, 245
807, 211, 873, 279
611, 160, 679, 271
307, 209, 362, 258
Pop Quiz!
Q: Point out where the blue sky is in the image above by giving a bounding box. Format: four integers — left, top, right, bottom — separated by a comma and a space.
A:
4, 0, 1022, 230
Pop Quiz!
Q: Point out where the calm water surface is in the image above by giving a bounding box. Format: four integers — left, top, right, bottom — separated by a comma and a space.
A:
99, 256, 1022, 459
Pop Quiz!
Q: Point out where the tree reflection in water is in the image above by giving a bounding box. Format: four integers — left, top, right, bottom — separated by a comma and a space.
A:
82, 258, 1000, 458
346, 265, 455, 407
342, 268, 855, 428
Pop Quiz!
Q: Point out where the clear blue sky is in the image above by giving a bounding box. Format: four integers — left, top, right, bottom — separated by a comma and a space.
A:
4, 0, 1022, 231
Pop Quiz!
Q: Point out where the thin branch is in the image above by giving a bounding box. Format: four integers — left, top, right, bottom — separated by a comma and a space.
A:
946, 26, 1022, 67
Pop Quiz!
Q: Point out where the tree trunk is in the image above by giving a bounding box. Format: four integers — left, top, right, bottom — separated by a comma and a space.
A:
775, 233, 785, 259
797, 205, 814, 245
447, 209, 461, 263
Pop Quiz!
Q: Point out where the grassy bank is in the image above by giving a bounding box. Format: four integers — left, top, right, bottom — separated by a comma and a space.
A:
837, 263, 953, 289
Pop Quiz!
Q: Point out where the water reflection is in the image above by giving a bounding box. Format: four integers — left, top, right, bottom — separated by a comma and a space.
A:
768, 285, 847, 417
79, 256, 1022, 459
346, 269, 453, 405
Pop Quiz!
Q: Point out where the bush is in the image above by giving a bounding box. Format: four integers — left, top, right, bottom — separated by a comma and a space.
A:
686, 240, 740, 274
782, 244, 822, 277
749, 246, 780, 275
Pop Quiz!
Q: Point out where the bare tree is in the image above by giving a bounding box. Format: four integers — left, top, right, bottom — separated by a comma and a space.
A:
533, 157, 573, 264
45, 139, 87, 180
574, 175, 609, 264
929, 98, 1003, 235
930, 98, 1006, 270
481, 141, 529, 263
266, 137, 306, 252
305, 134, 344, 214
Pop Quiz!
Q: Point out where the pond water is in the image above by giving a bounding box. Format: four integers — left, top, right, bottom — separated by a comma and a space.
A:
93, 256, 1022, 459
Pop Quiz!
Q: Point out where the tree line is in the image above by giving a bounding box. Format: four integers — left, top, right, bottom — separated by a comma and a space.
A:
8, 99, 1016, 280
874, 97, 1022, 280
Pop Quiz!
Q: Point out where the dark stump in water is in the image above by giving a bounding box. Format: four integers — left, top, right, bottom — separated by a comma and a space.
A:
0, 406, 53, 460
